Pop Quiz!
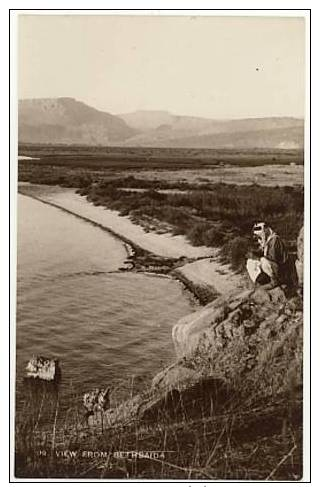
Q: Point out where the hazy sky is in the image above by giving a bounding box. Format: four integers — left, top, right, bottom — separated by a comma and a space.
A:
18, 15, 305, 118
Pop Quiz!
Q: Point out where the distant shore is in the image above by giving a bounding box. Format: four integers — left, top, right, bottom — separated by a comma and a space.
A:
18, 184, 245, 304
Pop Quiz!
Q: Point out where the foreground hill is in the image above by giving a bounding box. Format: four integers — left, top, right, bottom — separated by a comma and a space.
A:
19, 98, 136, 145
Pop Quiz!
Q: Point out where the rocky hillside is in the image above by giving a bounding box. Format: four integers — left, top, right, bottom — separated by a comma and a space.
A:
19, 98, 136, 145
15, 228, 304, 479
86, 228, 304, 479
76, 287, 302, 479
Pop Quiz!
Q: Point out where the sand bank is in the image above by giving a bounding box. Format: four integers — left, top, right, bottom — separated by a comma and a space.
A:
178, 258, 246, 296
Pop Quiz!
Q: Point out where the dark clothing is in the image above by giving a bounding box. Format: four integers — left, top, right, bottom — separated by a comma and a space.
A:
264, 233, 288, 265
255, 271, 271, 285
263, 233, 288, 285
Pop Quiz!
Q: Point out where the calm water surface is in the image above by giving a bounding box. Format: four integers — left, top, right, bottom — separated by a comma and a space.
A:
16, 194, 198, 406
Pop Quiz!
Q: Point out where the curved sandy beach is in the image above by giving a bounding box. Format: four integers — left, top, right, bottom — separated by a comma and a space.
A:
18, 184, 244, 296
22, 185, 212, 259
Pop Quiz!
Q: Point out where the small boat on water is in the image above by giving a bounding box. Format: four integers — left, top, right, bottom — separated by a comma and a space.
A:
25, 356, 61, 382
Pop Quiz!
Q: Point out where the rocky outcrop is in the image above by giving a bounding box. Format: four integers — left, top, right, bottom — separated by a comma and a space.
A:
172, 289, 254, 358
90, 227, 304, 429
151, 287, 302, 408
172, 226, 304, 362
88, 283, 302, 432
296, 226, 304, 286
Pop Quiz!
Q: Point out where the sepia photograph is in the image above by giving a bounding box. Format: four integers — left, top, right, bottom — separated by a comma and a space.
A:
11, 10, 308, 481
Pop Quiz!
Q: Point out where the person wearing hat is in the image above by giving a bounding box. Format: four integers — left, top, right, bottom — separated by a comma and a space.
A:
246, 222, 288, 290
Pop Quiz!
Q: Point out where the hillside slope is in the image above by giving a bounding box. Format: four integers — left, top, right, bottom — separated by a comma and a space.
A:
120, 111, 304, 149
19, 98, 136, 145
123, 122, 303, 149
129, 125, 303, 149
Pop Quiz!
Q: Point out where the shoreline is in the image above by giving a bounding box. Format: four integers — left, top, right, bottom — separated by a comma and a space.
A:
18, 186, 244, 304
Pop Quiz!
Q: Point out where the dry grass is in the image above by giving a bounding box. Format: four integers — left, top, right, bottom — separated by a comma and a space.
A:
15, 295, 303, 480
15, 392, 302, 480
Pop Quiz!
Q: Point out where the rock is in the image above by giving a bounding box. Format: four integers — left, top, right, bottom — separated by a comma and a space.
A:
276, 315, 288, 325
172, 290, 253, 358
152, 363, 203, 391
251, 286, 286, 306
172, 300, 224, 358
25, 356, 61, 382
270, 287, 288, 304
297, 226, 304, 263
296, 226, 304, 286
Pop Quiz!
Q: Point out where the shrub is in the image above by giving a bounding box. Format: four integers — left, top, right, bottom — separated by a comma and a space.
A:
187, 223, 208, 246
221, 236, 251, 271
203, 227, 225, 246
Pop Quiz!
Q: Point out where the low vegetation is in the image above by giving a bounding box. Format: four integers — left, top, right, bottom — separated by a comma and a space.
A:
19, 144, 304, 169
18, 154, 304, 271
76, 177, 303, 270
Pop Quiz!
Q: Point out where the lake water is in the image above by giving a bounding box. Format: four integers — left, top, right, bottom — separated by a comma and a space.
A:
16, 194, 198, 411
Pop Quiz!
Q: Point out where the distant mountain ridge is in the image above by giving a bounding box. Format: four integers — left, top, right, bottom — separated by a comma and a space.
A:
139, 126, 303, 150
118, 110, 176, 131
19, 98, 304, 149
119, 110, 302, 134
19, 97, 136, 145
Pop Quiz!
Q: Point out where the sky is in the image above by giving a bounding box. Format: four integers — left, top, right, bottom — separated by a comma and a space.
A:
18, 14, 305, 119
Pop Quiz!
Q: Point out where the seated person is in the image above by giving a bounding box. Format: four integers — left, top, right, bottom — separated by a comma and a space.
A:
246, 222, 288, 290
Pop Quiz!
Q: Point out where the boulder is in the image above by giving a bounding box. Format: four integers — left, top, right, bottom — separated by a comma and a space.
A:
250, 286, 287, 305
172, 297, 226, 358
172, 289, 258, 358
25, 356, 61, 382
